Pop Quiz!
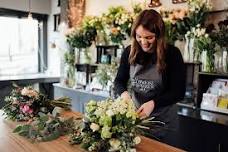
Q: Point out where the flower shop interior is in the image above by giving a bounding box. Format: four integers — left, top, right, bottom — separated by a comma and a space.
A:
0, 0, 227, 152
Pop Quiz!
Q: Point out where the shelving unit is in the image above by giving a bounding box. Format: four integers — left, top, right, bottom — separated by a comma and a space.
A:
196, 72, 228, 108
75, 64, 98, 85
96, 45, 119, 64
181, 62, 201, 106
75, 45, 121, 87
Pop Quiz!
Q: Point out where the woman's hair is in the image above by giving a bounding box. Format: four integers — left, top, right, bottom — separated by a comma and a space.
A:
129, 9, 167, 73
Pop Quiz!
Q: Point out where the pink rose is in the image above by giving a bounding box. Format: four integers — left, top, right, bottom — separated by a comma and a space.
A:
21, 105, 31, 114
28, 109, 33, 114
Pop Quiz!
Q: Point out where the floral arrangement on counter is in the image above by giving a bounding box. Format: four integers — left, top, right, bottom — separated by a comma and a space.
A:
69, 98, 164, 152
2, 84, 71, 121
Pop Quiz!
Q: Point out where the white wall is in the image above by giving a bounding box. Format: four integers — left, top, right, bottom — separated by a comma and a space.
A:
47, 0, 61, 75
0, 0, 51, 14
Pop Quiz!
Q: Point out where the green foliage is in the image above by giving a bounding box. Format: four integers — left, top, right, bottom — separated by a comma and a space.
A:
13, 114, 75, 142
95, 59, 118, 88
66, 27, 97, 49
210, 22, 228, 49
64, 51, 75, 65
132, 3, 143, 15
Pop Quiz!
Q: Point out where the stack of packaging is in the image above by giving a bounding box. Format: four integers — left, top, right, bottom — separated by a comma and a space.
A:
201, 78, 228, 114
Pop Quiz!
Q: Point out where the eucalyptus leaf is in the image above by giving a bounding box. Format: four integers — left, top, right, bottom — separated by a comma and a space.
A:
13, 125, 23, 133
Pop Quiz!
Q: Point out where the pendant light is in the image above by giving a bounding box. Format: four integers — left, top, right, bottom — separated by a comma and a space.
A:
27, 0, 33, 20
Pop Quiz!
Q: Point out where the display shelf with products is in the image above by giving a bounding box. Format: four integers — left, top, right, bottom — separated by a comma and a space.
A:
196, 72, 228, 114
96, 45, 120, 64
75, 63, 98, 86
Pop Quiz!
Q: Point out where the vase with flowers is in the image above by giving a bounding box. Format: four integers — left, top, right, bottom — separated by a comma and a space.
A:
194, 33, 215, 73
102, 6, 134, 46
184, 25, 208, 62
63, 51, 76, 88
66, 26, 97, 65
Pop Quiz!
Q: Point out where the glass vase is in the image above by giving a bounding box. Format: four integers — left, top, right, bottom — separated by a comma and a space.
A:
64, 64, 76, 88
201, 50, 215, 73
222, 49, 227, 73
184, 37, 195, 62
79, 48, 91, 64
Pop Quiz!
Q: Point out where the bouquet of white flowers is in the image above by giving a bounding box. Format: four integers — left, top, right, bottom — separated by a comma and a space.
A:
70, 98, 164, 152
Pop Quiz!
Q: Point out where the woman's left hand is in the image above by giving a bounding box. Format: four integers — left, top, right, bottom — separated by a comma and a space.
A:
137, 100, 155, 119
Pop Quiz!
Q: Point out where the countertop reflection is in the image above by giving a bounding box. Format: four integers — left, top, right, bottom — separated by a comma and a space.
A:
177, 104, 228, 127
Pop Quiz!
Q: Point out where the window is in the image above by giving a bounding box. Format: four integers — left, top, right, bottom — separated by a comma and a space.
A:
0, 8, 48, 76
0, 16, 39, 75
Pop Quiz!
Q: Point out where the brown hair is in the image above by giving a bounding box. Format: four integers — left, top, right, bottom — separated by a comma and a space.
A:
129, 9, 167, 73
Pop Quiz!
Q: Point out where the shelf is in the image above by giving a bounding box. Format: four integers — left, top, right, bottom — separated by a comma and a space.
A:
198, 72, 228, 77
196, 72, 228, 108
75, 64, 98, 84
96, 45, 119, 48
75, 64, 97, 73
96, 45, 119, 64
201, 104, 228, 115
184, 62, 201, 65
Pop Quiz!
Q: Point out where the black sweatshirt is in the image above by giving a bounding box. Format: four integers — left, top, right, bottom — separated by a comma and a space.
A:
114, 45, 186, 109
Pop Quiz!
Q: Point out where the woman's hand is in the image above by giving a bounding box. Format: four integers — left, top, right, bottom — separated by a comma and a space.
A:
120, 91, 131, 101
137, 100, 155, 119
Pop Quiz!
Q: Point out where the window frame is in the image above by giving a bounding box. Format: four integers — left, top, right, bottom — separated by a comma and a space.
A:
0, 8, 48, 73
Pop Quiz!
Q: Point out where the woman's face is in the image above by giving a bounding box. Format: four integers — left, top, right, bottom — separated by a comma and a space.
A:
135, 25, 156, 53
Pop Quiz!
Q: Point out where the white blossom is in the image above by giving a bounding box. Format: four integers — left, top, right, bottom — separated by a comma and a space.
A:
90, 123, 100, 132
133, 136, 141, 145
109, 138, 121, 151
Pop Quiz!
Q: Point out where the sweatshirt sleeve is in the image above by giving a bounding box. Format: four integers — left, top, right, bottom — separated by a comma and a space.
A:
153, 46, 186, 108
114, 47, 130, 96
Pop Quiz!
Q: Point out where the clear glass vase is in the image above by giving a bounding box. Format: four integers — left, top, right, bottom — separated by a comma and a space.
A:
222, 49, 227, 73
201, 50, 215, 73
184, 37, 195, 62
79, 48, 91, 64
64, 64, 76, 88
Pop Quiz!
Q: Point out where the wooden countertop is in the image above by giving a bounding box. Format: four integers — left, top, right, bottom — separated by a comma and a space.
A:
0, 111, 184, 152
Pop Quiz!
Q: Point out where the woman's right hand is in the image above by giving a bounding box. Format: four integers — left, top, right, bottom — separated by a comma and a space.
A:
120, 91, 131, 101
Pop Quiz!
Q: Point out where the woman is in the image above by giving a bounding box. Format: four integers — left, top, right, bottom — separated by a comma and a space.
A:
114, 9, 185, 144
